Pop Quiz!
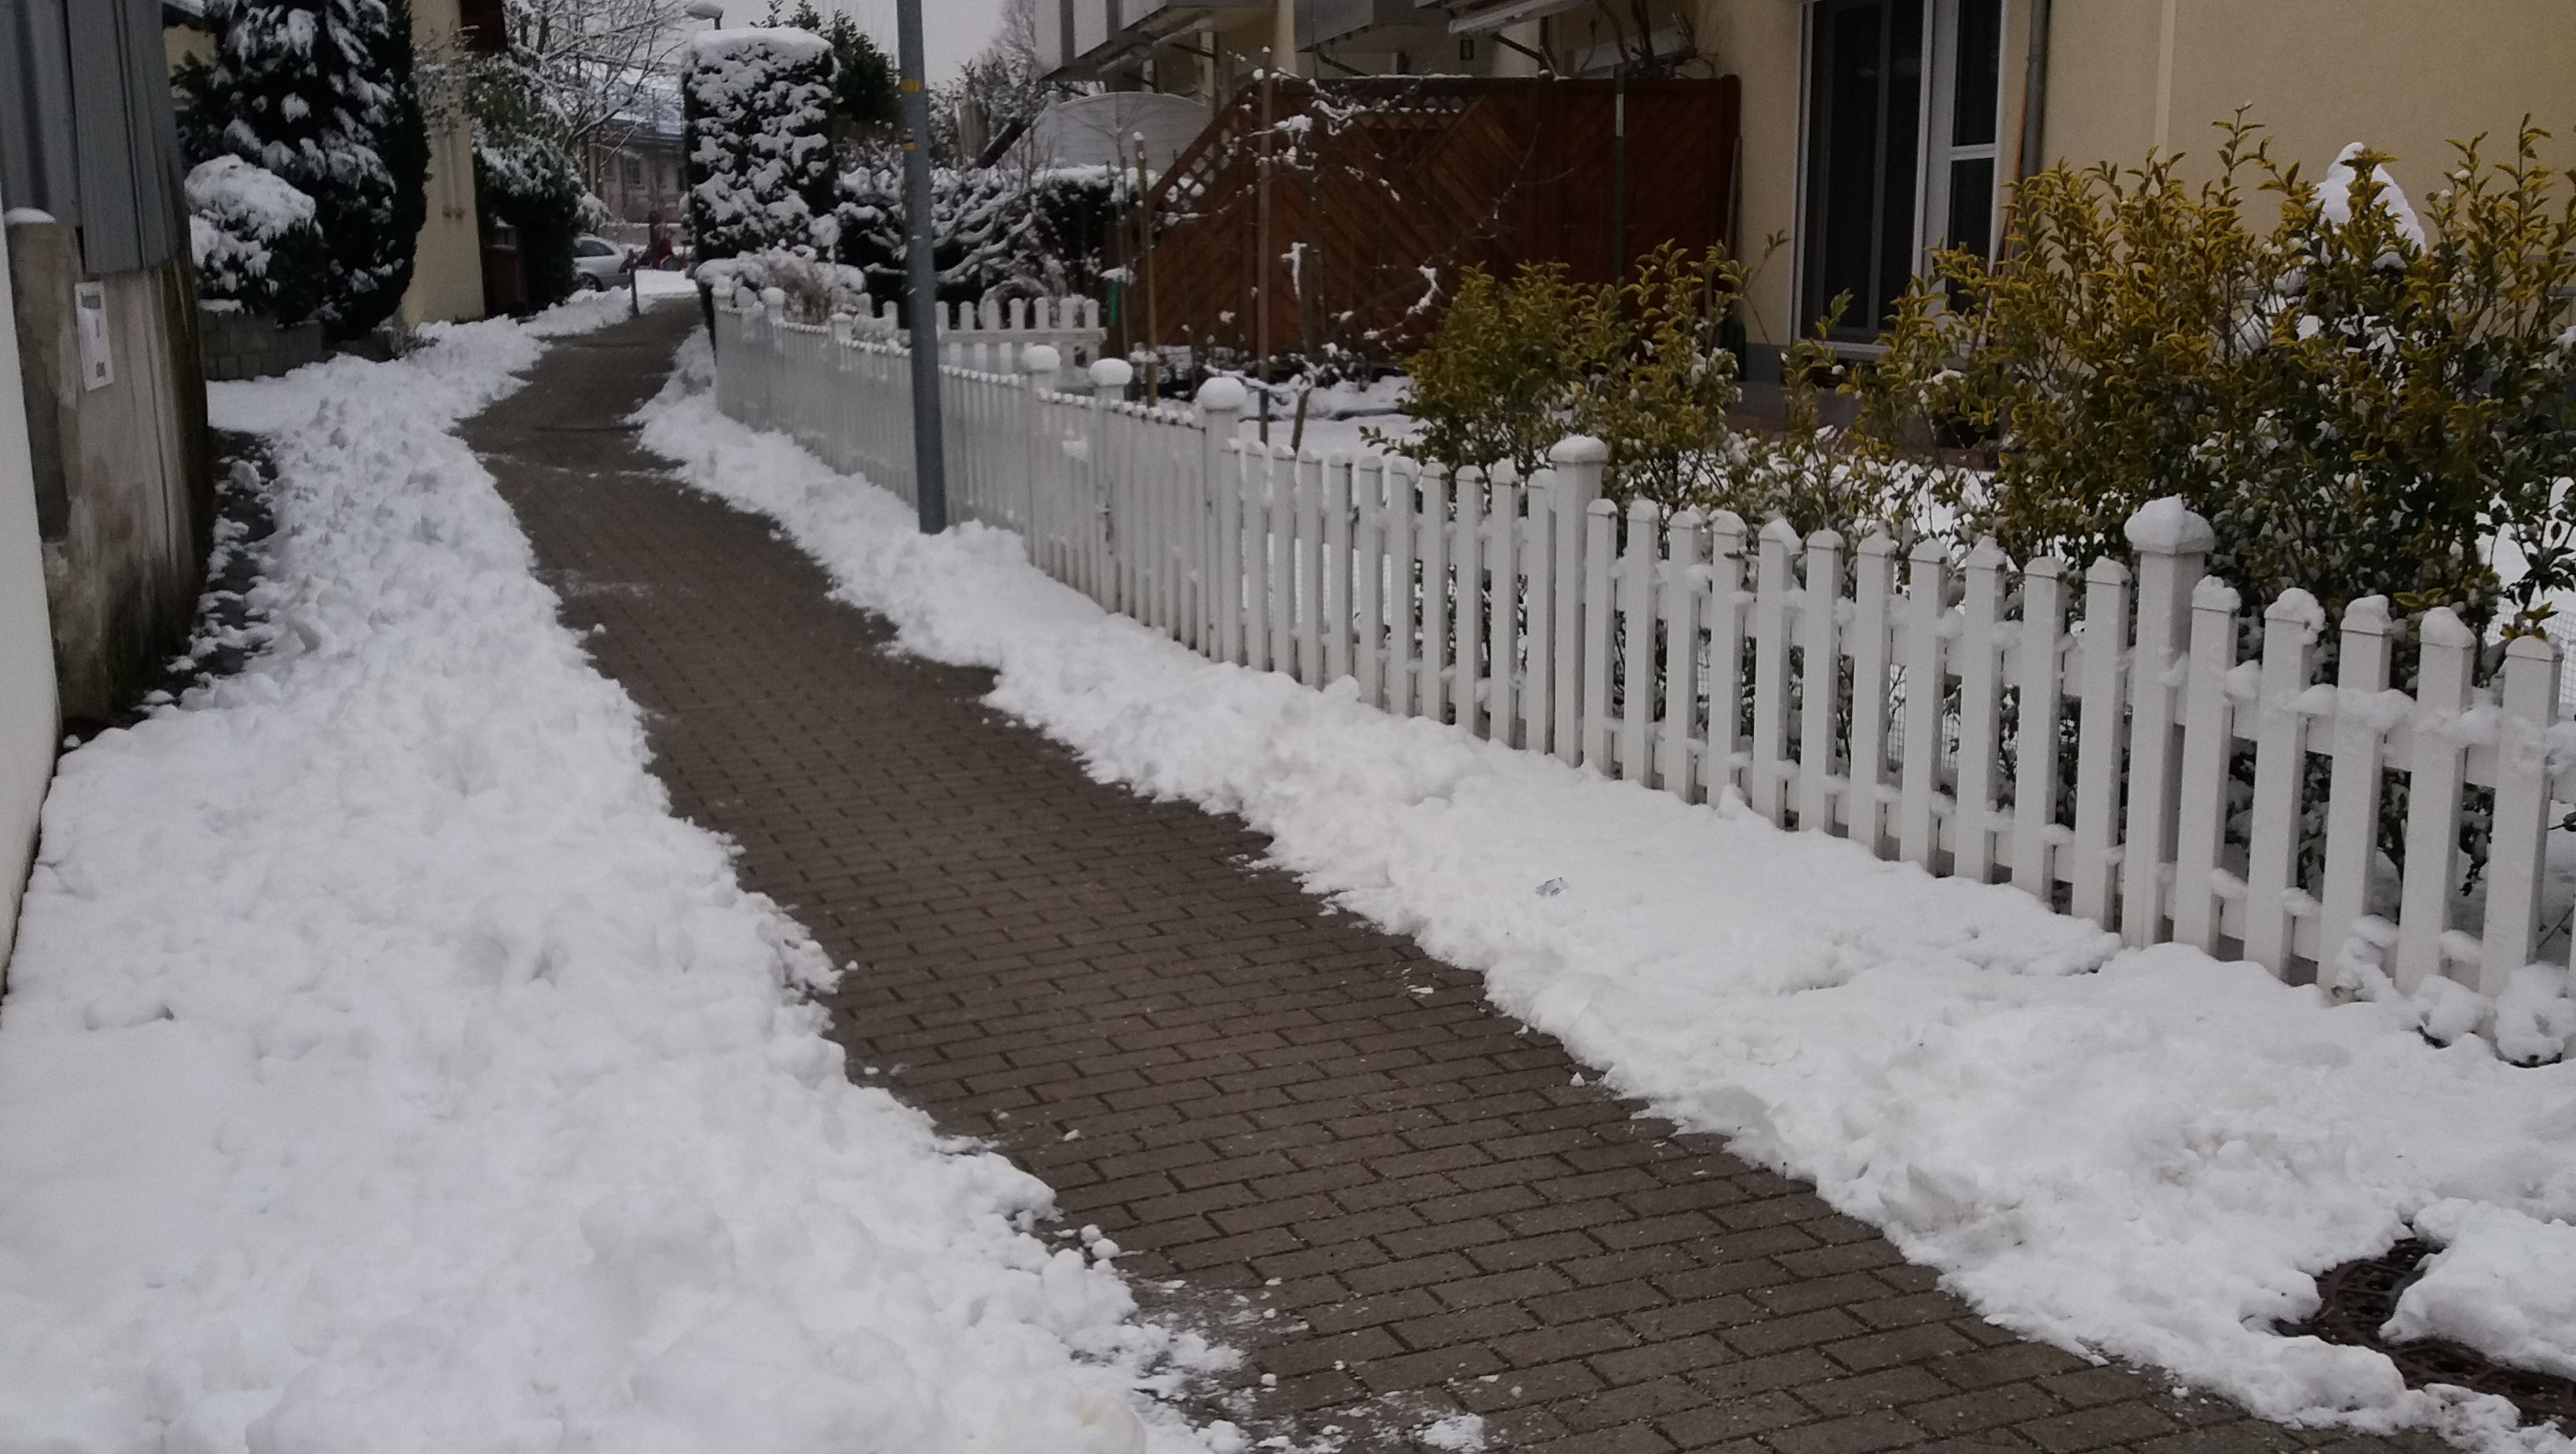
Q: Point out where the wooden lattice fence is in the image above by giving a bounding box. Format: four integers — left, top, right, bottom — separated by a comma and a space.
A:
1123, 76, 1743, 364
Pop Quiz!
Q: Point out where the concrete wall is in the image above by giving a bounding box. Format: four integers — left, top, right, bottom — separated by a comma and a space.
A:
399, 0, 488, 328
7, 217, 209, 731
0, 207, 61, 973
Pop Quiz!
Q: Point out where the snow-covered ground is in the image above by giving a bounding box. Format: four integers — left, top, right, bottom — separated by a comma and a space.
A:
643, 332, 2576, 1454
0, 295, 1221, 1454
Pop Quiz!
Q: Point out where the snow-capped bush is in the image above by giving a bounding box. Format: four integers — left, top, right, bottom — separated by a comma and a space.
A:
473, 126, 584, 312
834, 161, 1125, 308
682, 28, 838, 260
176, 0, 429, 339
697, 250, 869, 324
185, 156, 325, 324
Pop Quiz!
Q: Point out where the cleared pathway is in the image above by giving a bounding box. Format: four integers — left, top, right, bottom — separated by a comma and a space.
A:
463, 304, 2441, 1454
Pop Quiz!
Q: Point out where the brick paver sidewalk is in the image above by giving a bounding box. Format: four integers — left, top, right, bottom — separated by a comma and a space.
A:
463, 306, 2438, 1454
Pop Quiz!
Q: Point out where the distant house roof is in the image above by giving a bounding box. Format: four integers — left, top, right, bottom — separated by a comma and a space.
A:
1010, 92, 1211, 176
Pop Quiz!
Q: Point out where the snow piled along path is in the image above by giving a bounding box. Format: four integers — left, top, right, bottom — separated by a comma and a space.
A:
639, 334, 2576, 1453
0, 302, 1218, 1454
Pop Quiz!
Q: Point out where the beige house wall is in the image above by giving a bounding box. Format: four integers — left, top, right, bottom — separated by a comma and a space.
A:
0, 208, 61, 975
1696, 0, 2572, 352
2049, 0, 2576, 193
399, 0, 486, 328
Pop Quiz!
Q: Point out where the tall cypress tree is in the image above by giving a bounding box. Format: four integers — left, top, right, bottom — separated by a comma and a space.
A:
178, 0, 429, 339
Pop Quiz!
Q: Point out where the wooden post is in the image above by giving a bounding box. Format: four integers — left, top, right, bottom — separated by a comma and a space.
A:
1136, 133, 1158, 405
1255, 53, 1276, 443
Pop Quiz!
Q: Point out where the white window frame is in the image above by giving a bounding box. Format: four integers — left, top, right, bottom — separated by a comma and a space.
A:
1915, 0, 2008, 272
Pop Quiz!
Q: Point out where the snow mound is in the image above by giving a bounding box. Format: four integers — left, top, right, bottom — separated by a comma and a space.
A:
644, 334, 2576, 1453
0, 301, 1216, 1454
186, 156, 316, 238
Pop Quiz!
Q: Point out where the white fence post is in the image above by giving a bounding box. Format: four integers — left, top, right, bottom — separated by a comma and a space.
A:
1953, 538, 2009, 879
2118, 498, 2213, 947
2395, 607, 2475, 992
1657, 508, 1703, 798
1796, 530, 1843, 829
2168, 575, 2242, 953
2317, 596, 2394, 980
1548, 438, 1607, 764
2483, 632, 2561, 993
1848, 533, 1898, 857
1580, 497, 1617, 771
2241, 590, 2322, 972
1194, 375, 1241, 661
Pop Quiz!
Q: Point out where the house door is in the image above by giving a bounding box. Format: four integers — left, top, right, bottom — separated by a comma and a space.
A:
1800, 0, 2004, 344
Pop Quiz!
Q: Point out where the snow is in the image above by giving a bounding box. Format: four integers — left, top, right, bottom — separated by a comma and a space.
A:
185, 156, 316, 238
2123, 493, 2217, 553
644, 340, 2576, 1453
1, 208, 52, 225
0, 299, 1219, 1454
2390, 1201, 2576, 1382
687, 26, 834, 64
2322, 143, 2429, 250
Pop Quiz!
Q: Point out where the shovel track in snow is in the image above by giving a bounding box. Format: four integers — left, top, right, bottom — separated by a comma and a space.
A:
466, 303, 2454, 1454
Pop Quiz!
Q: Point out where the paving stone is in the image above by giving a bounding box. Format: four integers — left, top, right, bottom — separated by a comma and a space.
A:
464, 306, 2462, 1454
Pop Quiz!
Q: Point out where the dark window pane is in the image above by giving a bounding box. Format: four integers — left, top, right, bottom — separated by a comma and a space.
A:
1953, 0, 2001, 147
1872, 0, 1924, 330
1947, 156, 1994, 256
1804, 0, 1925, 339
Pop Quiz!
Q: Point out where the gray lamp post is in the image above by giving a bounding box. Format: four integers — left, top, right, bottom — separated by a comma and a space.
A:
894, 0, 947, 533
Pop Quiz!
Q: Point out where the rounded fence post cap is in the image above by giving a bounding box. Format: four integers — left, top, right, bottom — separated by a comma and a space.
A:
1089, 358, 1134, 389
1550, 434, 1609, 465
1195, 375, 1250, 412
1020, 344, 1062, 374
2123, 495, 2216, 554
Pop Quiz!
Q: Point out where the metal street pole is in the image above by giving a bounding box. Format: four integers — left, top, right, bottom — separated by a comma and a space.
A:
895, 0, 947, 532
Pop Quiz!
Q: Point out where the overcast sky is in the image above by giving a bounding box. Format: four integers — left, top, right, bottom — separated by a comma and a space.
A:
704, 0, 1011, 82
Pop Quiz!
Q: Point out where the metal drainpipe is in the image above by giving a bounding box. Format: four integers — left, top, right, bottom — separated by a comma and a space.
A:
2015, 0, 2053, 190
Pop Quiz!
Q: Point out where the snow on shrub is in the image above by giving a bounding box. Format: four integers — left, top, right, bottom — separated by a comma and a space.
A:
835, 161, 1126, 309
186, 156, 325, 324
176, 0, 429, 340
697, 250, 869, 324
682, 28, 839, 261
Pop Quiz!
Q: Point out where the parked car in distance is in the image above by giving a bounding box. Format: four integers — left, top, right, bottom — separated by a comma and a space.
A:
572, 235, 631, 289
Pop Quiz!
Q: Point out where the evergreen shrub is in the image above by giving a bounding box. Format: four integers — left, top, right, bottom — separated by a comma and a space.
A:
683, 29, 840, 261
178, 0, 428, 339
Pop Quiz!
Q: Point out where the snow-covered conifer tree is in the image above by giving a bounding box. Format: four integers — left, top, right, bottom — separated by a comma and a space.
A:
178, 0, 429, 339
681, 29, 838, 260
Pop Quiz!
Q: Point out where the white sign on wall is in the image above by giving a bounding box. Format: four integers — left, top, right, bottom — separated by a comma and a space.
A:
74, 281, 111, 391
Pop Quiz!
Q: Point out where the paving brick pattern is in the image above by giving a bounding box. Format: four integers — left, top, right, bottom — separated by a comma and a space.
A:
464, 308, 2447, 1454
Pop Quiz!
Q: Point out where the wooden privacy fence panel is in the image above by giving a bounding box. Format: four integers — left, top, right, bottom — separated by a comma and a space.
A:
717, 297, 2576, 1004
1132, 75, 1741, 360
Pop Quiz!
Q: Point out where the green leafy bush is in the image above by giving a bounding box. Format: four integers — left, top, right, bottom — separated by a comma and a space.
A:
1885, 116, 2576, 632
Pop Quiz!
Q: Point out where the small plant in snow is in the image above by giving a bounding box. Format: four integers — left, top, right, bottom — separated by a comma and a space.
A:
186, 156, 325, 324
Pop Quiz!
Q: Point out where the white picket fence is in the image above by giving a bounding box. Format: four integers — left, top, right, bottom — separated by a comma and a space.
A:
714, 296, 2576, 1002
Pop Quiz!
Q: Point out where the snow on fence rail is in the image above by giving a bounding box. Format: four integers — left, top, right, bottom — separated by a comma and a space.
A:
714, 294, 2576, 1002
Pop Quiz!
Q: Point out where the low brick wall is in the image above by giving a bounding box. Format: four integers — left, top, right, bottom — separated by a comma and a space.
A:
199, 306, 323, 382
